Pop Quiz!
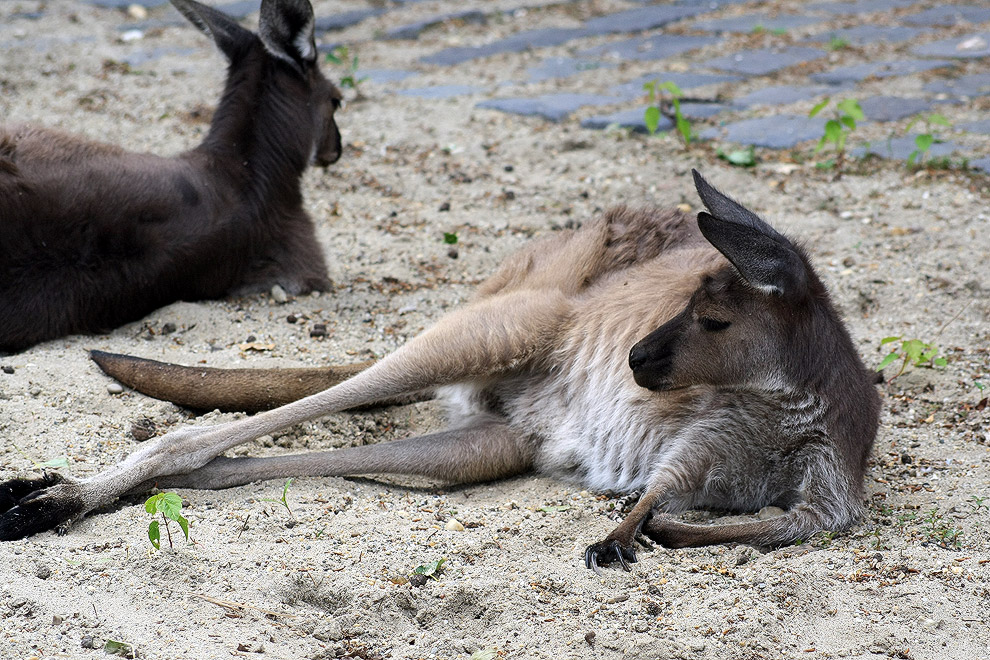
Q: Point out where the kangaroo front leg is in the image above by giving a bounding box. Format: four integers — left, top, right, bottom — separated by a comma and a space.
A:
584, 485, 668, 574
148, 423, 534, 491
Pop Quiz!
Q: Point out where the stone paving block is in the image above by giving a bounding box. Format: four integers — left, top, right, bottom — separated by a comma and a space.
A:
957, 119, 990, 135
692, 13, 824, 34
526, 57, 613, 83
808, 24, 927, 45
578, 34, 719, 61
806, 0, 916, 15
122, 46, 195, 67
315, 9, 385, 33
398, 85, 483, 99
384, 10, 486, 41
355, 69, 419, 84
913, 33, 990, 59
612, 72, 743, 100
476, 93, 621, 122
969, 156, 990, 173
857, 96, 934, 122
421, 27, 587, 66
855, 135, 961, 161
902, 6, 990, 27
580, 107, 673, 134
582, 5, 704, 36
703, 46, 826, 76
733, 84, 848, 108
811, 59, 955, 84
700, 114, 825, 148
924, 72, 990, 97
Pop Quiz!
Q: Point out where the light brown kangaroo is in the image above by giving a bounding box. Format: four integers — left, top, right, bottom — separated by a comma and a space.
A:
0, 171, 881, 572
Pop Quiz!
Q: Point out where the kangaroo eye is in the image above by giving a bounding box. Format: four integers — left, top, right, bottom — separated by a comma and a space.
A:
699, 317, 731, 332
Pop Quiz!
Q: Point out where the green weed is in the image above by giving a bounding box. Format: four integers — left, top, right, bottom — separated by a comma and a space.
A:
827, 36, 850, 51
325, 46, 368, 93
877, 336, 947, 379
145, 492, 190, 550
809, 97, 864, 171
260, 478, 295, 519
643, 80, 693, 145
717, 146, 756, 167
906, 113, 951, 166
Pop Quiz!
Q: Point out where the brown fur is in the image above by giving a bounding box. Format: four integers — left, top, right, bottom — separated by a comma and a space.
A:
0, 0, 341, 353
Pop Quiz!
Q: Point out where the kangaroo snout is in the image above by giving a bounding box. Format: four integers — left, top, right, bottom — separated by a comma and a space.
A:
628, 328, 678, 391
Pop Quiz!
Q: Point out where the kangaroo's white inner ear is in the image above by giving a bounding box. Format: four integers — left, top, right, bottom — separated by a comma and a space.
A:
258, 0, 317, 68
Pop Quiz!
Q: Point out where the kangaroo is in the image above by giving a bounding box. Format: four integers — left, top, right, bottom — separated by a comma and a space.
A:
0, 172, 881, 572
0, 0, 342, 354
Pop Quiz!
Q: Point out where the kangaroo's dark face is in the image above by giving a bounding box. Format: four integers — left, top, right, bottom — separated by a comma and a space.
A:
309, 70, 343, 166
629, 267, 790, 392
630, 170, 812, 394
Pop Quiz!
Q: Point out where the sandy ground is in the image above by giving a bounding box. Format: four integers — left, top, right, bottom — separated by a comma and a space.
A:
1, 1, 989, 659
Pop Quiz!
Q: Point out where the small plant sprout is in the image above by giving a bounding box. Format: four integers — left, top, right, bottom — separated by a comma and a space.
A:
260, 478, 295, 519
827, 36, 850, 51
717, 145, 756, 167
145, 492, 190, 550
325, 46, 368, 95
808, 97, 864, 171
906, 113, 952, 166
643, 80, 693, 145
443, 232, 458, 245
411, 557, 447, 580
877, 336, 947, 379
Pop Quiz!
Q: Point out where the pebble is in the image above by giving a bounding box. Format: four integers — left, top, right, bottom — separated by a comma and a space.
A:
445, 518, 465, 531
107, 383, 124, 395
126, 4, 148, 20
310, 323, 328, 338
2, 365, 13, 374
271, 284, 288, 303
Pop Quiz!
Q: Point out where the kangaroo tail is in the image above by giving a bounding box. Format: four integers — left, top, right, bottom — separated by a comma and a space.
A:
90, 350, 379, 413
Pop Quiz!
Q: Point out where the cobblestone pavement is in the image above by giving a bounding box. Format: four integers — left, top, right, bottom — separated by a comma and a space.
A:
18, 0, 988, 170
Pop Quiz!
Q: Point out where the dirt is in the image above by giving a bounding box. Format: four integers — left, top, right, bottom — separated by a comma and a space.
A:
1, 1, 988, 659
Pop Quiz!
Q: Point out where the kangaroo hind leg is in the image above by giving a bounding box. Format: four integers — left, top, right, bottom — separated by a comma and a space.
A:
149, 423, 535, 491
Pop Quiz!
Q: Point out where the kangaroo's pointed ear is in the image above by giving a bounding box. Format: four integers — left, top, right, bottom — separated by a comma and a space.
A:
171, 0, 253, 60
692, 170, 807, 297
258, 0, 317, 70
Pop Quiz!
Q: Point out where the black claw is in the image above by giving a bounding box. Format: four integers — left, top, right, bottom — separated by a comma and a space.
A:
583, 539, 639, 573
0, 474, 83, 542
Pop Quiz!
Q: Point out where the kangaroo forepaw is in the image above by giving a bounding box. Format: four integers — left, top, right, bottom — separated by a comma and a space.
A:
0, 474, 86, 541
584, 538, 638, 574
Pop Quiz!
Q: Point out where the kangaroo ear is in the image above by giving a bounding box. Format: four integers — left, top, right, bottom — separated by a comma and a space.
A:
171, 0, 253, 60
692, 170, 807, 297
258, 0, 317, 69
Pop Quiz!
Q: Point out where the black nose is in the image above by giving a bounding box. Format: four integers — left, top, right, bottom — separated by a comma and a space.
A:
629, 343, 648, 371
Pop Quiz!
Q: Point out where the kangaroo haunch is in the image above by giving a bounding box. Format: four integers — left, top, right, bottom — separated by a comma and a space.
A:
0, 0, 342, 353
0, 172, 882, 573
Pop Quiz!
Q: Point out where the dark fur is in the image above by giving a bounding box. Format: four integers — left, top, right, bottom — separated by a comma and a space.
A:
0, 0, 342, 353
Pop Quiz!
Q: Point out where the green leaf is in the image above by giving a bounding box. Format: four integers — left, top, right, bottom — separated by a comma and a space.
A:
160, 492, 183, 521
657, 81, 683, 98
675, 114, 693, 144
928, 113, 951, 127
144, 493, 160, 515
643, 106, 661, 135
39, 456, 70, 469
642, 80, 656, 102
824, 119, 842, 144
907, 150, 920, 165
412, 558, 447, 579
836, 98, 864, 121
148, 520, 161, 550
933, 357, 948, 368
538, 505, 571, 513
177, 515, 190, 542
443, 232, 458, 245
471, 650, 497, 660
840, 115, 856, 130
104, 639, 134, 658
808, 98, 831, 118
901, 339, 926, 362
877, 351, 900, 371
879, 336, 902, 345
914, 133, 934, 152
719, 147, 756, 167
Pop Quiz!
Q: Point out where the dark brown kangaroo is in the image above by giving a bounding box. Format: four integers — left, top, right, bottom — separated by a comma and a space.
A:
0, 172, 881, 573
0, 0, 342, 353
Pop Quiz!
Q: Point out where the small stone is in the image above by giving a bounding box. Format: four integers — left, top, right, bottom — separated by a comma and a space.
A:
36, 565, 52, 579
286, 314, 298, 324
245, 334, 257, 343
51, 614, 62, 625
605, 594, 629, 604
29, 386, 41, 396
504, 165, 514, 172
310, 323, 328, 338
842, 257, 855, 267
126, 4, 148, 20
131, 417, 157, 441
161, 322, 176, 334
81, 636, 97, 649
445, 519, 465, 531
107, 383, 124, 395
120, 28, 143, 42
447, 247, 459, 259
438, 201, 451, 212
585, 631, 596, 647
2, 365, 13, 374
271, 284, 288, 304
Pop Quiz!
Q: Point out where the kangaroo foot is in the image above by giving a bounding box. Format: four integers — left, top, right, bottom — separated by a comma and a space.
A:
0, 473, 86, 541
584, 538, 639, 574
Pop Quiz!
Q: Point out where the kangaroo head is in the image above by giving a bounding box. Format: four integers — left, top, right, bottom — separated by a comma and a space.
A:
171, 0, 343, 166
629, 170, 818, 392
